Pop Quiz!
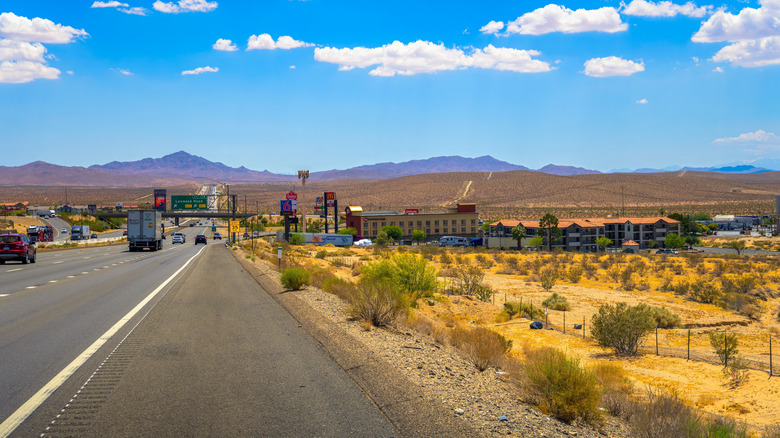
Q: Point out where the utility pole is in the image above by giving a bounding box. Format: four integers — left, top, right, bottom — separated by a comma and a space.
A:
298, 170, 309, 233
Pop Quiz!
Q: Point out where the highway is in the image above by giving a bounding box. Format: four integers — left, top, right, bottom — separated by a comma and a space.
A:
0, 222, 398, 437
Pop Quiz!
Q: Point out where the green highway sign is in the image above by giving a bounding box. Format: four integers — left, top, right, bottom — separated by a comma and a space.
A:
171, 195, 208, 210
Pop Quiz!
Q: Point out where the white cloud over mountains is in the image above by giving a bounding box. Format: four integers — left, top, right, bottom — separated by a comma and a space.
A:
583, 56, 645, 77
247, 34, 313, 50
499, 5, 627, 35
213, 38, 237, 51
153, 0, 217, 13
314, 41, 552, 77
621, 0, 712, 18
693, 0, 780, 67
0, 12, 87, 83
713, 129, 778, 143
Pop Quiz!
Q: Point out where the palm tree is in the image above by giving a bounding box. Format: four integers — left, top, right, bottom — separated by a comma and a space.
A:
511, 225, 526, 250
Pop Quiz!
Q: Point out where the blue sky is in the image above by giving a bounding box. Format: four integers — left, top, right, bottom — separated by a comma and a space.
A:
1, 0, 778, 173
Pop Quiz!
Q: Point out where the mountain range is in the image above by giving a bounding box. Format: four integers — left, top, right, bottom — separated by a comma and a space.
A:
0, 151, 776, 187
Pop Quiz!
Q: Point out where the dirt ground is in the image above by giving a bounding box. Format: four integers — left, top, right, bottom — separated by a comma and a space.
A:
289, 243, 780, 430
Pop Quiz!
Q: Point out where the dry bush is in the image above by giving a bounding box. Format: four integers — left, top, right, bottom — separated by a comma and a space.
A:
522, 347, 603, 425
280, 267, 311, 291
564, 265, 582, 283
542, 292, 570, 311
347, 279, 407, 327
320, 276, 356, 301
405, 314, 449, 345
474, 253, 494, 269
450, 326, 511, 371
439, 251, 452, 265
628, 388, 697, 438
501, 301, 544, 320
593, 362, 634, 418
765, 423, 780, 438
539, 268, 558, 291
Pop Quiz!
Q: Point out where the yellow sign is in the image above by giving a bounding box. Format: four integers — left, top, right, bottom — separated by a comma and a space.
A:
229, 220, 240, 233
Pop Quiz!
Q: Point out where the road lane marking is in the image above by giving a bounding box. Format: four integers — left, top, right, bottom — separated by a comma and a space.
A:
25, 286, 36, 289
53, 261, 64, 264
49, 280, 58, 283
0, 294, 8, 298
67, 276, 75, 278
81, 272, 89, 275
83, 257, 91, 259
7, 268, 22, 272
0, 245, 206, 438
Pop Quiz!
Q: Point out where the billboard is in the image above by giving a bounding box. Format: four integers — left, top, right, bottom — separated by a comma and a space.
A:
325, 191, 335, 207
154, 189, 167, 211
171, 195, 208, 210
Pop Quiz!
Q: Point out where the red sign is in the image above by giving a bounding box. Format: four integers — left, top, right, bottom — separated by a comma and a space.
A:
405, 209, 419, 215
286, 191, 297, 200
325, 192, 335, 200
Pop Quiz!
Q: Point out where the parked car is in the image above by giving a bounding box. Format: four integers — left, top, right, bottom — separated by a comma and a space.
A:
353, 238, 373, 247
655, 248, 679, 255
0, 233, 36, 264
623, 248, 635, 253
213, 232, 222, 240
195, 234, 207, 244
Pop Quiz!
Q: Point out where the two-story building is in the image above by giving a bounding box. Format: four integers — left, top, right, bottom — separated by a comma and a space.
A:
345, 203, 480, 240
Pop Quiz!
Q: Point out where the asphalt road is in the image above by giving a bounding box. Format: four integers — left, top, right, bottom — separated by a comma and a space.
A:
1, 224, 398, 437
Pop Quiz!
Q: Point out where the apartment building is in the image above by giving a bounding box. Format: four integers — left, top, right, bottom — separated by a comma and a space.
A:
487, 217, 681, 251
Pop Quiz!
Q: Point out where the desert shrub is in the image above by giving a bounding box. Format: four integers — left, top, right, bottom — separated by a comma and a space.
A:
502, 301, 544, 320
321, 276, 355, 300
642, 304, 681, 329
593, 363, 633, 417
765, 424, 780, 438
542, 292, 571, 311
539, 268, 558, 291
315, 249, 328, 259
688, 279, 721, 304
564, 266, 582, 283
450, 326, 512, 371
474, 253, 494, 269
347, 278, 407, 327
289, 233, 305, 245
721, 274, 757, 296
720, 292, 763, 320
473, 284, 494, 303
439, 251, 452, 265
523, 347, 602, 425
454, 265, 486, 297
723, 355, 751, 384
591, 302, 656, 356
407, 314, 449, 345
628, 389, 698, 438
709, 331, 739, 366
280, 267, 311, 291
690, 417, 749, 438
504, 255, 520, 270
392, 253, 438, 302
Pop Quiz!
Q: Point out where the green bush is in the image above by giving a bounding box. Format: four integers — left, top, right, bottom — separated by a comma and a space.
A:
641, 304, 681, 329
542, 292, 571, 311
523, 347, 602, 424
347, 279, 407, 327
591, 302, 656, 356
502, 301, 544, 320
708, 331, 739, 366
451, 326, 512, 371
539, 268, 558, 291
628, 388, 698, 438
289, 233, 305, 245
280, 267, 311, 291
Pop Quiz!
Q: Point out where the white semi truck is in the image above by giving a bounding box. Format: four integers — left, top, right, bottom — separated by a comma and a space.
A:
127, 210, 163, 251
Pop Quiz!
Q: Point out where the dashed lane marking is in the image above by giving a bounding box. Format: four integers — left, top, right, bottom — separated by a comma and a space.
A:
67, 276, 75, 279
81, 272, 88, 275
53, 261, 64, 264
49, 281, 58, 283
25, 286, 36, 289
6, 268, 22, 272
0, 294, 8, 298
0, 245, 206, 438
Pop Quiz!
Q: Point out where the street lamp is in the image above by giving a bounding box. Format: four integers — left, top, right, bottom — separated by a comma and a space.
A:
298, 170, 309, 233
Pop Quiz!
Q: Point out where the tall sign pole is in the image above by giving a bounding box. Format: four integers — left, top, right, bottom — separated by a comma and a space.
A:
298, 170, 309, 233
323, 192, 328, 234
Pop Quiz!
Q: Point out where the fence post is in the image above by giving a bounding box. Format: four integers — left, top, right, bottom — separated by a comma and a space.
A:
583, 316, 585, 338
771, 335, 773, 377
725, 330, 728, 367
687, 328, 690, 361
563, 311, 566, 334
656, 327, 659, 356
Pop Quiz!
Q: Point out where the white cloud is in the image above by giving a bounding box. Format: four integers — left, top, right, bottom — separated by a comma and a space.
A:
112, 67, 133, 75
213, 38, 237, 51
0, 39, 46, 62
504, 5, 627, 35
480, 21, 505, 35
713, 129, 778, 143
621, 0, 712, 18
289, 65, 296, 69
181, 65, 218, 75
91, 1, 129, 8
711, 35, 780, 67
692, 0, 780, 42
0, 59, 59, 83
583, 56, 645, 77
153, 0, 217, 13
121, 7, 149, 16
636, 98, 648, 103
246, 34, 313, 50
314, 41, 552, 77
713, 66, 724, 71
0, 12, 88, 44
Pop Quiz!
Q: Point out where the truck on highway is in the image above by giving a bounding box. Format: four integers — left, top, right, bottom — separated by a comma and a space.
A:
71, 225, 91, 241
27, 225, 54, 243
127, 210, 163, 251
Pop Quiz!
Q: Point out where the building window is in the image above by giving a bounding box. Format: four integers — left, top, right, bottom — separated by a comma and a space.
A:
471, 227, 476, 233
435, 220, 439, 226
390, 221, 394, 226
381, 222, 386, 227
444, 220, 448, 226
435, 228, 439, 234
417, 221, 422, 227
461, 220, 466, 225
373, 222, 377, 228
409, 221, 413, 227
426, 221, 430, 226
444, 228, 448, 233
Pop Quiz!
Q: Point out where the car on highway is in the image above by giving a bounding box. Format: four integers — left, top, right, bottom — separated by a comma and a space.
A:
90, 233, 98, 239
0, 233, 36, 264
172, 233, 185, 244
213, 232, 222, 240
61, 227, 68, 233
353, 238, 373, 248
655, 248, 679, 255
122, 230, 128, 236
243, 232, 250, 238
195, 234, 207, 244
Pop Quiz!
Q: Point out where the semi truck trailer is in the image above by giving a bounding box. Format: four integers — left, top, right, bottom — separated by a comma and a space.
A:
127, 210, 163, 251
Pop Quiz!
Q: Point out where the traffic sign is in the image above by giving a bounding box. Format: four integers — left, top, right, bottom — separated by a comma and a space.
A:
229, 220, 240, 233
286, 191, 298, 200
172, 195, 208, 210
281, 200, 293, 215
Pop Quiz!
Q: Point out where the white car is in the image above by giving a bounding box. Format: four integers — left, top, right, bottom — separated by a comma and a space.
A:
172, 233, 185, 244
61, 228, 68, 233
353, 238, 373, 247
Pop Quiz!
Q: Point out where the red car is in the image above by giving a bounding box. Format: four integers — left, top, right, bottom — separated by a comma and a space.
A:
0, 233, 37, 264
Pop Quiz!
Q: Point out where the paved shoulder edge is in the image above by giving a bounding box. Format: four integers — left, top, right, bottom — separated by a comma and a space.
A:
229, 248, 483, 438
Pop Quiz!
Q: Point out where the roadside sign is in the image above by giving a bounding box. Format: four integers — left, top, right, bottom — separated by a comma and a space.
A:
212, 225, 216, 232
229, 220, 240, 233
281, 200, 293, 215
171, 195, 208, 210
286, 191, 297, 200
325, 191, 335, 207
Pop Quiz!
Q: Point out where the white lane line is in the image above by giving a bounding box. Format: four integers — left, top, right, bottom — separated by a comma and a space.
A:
49, 280, 58, 283
6, 268, 22, 272
93, 269, 100, 271
53, 261, 64, 264
25, 286, 36, 289
67, 275, 75, 278
81, 272, 89, 275
0, 245, 206, 438
103, 266, 109, 269
0, 294, 8, 298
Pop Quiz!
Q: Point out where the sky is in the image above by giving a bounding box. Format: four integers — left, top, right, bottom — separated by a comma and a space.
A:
1, 0, 778, 173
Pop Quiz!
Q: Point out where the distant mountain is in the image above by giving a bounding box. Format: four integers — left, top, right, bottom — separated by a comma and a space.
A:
536, 164, 601, 176
0, 161, 189, 187
610, 164, 771, 174
90, 151, 294, 182
311, 155, 531, 180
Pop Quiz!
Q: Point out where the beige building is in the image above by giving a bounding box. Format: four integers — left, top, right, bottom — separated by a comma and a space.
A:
345, 203, 480, 240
